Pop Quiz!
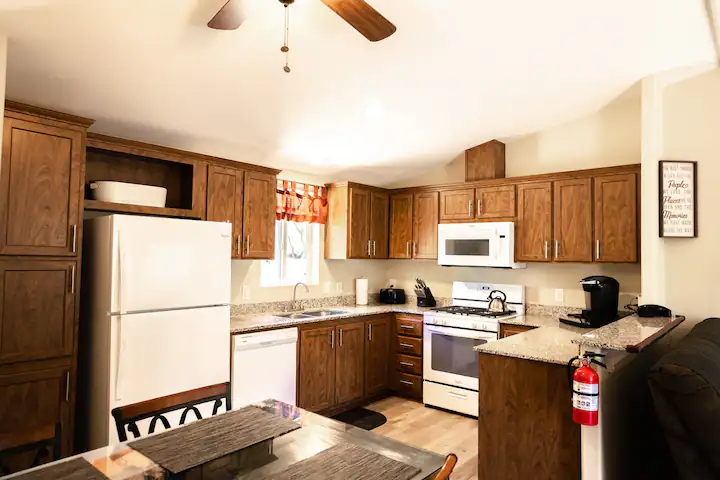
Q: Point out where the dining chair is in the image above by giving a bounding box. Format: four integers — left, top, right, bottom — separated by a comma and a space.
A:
0, 422, 62, 475
111, 382, 231, 442
433, 453, 458, 480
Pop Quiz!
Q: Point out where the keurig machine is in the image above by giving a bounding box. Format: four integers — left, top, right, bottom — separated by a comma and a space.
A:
560, 276, 620, 328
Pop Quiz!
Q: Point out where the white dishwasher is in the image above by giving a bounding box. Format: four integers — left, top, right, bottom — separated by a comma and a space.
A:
231, 327, 298, 409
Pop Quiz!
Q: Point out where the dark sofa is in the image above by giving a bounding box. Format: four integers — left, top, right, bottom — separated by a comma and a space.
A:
648, 318, 720, 480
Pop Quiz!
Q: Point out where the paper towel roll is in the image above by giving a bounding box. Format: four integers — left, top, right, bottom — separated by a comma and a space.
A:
356, 278, 369, 305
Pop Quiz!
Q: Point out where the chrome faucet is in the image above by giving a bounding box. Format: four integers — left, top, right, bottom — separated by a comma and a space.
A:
291, 282, 309, 311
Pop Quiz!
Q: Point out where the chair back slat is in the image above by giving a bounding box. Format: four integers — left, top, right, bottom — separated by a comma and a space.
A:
112, 382, 231, 442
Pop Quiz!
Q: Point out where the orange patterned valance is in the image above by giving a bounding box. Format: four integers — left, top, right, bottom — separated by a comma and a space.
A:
276, 180, 328, 224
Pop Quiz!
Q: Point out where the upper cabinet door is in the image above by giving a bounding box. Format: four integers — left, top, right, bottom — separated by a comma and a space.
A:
516, 182, 552, 262
389, 194, 413, 259
0, 260, 76, 365
370, 192, 389, 259
594, 173, 638, 262
475, 185, 516, 219
0, 118, 83, 256
413, 191, 439, 259
206, 166, 244, 259
242, 171, 276, 259
439, 188, 474, 222
348, 187, 371, 259
553, 178, 592, 262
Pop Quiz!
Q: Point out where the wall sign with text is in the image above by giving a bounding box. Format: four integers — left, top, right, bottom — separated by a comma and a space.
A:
659, 160, 697, 237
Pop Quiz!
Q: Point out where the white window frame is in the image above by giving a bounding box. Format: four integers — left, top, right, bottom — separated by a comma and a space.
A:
260, 220, 320, 287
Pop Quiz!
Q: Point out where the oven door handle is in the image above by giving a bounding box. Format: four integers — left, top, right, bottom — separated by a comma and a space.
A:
425, 324, 495, 340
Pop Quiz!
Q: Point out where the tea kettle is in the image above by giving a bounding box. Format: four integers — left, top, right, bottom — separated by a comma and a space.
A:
487, 290, 508, 313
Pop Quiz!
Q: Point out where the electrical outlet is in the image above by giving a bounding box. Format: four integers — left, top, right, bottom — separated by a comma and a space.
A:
242, 285, 251, 300
335, 282, 342, 293
323, 282, 333, 294
554, 288, 564, 304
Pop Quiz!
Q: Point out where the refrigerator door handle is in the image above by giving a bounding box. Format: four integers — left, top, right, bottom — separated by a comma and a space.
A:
115, 320, 125, 401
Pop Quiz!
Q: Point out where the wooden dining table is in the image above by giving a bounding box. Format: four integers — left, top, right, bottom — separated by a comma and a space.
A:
4, 399, 446, 479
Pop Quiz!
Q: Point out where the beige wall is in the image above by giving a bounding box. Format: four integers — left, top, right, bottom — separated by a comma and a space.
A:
384, 95, 643, 307
660, 68, 720, 325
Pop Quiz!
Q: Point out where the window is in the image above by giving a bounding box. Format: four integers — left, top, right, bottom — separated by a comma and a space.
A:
261, 220, 321, 287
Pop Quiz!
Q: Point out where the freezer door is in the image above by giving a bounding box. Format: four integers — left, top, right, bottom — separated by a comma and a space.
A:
109, 305, 230, 410
112, 215, 231, 313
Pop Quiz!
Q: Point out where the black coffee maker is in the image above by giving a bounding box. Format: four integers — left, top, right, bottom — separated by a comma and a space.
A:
560, 276, 620, 328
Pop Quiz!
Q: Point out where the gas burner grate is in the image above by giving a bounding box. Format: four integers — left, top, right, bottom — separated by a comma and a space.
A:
431, 306, 515, 317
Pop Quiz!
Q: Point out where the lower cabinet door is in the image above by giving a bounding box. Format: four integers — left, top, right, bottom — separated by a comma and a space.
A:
298, 326, 335, 411
0, 366, 71, 472
335, 321, 365, 405
364, 316, 391, 396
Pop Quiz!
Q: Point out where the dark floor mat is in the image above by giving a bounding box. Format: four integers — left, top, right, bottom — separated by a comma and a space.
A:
331, 408, 387, 430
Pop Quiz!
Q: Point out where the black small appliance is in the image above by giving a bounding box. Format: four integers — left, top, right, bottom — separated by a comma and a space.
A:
560, 276, 620, 328
380, 287, 406, 305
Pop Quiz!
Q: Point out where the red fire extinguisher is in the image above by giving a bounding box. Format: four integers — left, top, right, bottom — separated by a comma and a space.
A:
568, 353, 606, 426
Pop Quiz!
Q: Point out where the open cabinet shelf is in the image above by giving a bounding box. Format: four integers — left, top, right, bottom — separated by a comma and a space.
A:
84, 199, 200, 219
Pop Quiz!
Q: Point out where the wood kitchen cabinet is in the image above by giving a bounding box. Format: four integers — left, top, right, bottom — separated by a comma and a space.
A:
389, 194, 413, 259
413, 192, 439, 259
391, 314, 423, 401
326, 182, 390, 259
594, 173, 637, 262
334, 321, 365, 405
298, 326, 336, 412
553, 178, 592, 262
516, 182, 553, 262
499, 323, 536, 338
206, 165, 244, 259
0, 105, 91, 257
0, 260, 77, 365
439, 188, 475, 222
364, 316, 391, 396
475, 185, 516, 219
242, 171, 276, 259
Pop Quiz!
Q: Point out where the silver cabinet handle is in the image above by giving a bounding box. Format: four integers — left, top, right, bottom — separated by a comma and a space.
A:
467, 200, 472, 216
339, 328, 343, 347
367, 240, 371, 257
245, 235, 251, 255
71, 224, 77, 253
596, 240, 600, 260
447, 391, 467, 400
372, 240, 376, 257
544, 241, 548, 259
236, 236, 242, 256
413, 242, 417, 257
555, 240, 559, 259
65, 372, 70, 402
399, 380, 414, 386
400, 361, 414, 367
406, 241, 409, 258
400, 324, 414, 330
330, 330, 335, 349
477, 199, 481, 216
368, 324, 372, 341
70, 264, 76, 294
399, 343, 413, 348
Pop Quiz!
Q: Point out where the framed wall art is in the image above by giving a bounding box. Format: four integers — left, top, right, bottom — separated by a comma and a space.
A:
659, 160, 697, 237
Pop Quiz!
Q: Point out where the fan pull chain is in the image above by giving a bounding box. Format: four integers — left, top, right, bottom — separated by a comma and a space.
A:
281, 4, 291, 73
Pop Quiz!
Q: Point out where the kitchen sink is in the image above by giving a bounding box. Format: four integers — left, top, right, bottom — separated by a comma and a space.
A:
273, 310, 348, 319
274, 312, 313, 319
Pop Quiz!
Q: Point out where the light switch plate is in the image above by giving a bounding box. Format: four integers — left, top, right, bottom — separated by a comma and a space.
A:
335, 282, 342, 293
323, 282, 333, 294
554, 288, 564, 304
242, 285, 251, 300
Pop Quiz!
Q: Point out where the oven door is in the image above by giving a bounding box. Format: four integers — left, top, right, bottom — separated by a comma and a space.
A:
437, 223, 508, 267
423, 324, 496, 391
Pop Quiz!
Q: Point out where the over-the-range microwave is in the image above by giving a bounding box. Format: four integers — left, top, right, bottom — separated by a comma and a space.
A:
437, 221, 526, 269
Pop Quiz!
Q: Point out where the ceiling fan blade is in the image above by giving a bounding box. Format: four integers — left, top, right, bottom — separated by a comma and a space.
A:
319, 0, 396, 42
208, 0, 244, 30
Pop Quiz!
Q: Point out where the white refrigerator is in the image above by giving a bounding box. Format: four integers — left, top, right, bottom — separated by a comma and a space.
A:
80, 215, 231, 449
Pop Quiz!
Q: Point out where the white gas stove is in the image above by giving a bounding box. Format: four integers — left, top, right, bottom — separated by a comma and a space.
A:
422, 281, 525, 417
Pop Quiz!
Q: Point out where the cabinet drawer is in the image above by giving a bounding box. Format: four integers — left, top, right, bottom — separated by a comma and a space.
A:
395, 316, 423, 338
393, 372, 422, 400
396, 336, 422, 356
499, 324, 536, 339
396, 354, 422, 375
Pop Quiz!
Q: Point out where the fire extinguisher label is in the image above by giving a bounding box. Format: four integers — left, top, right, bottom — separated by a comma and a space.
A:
573, 381, 598, 394
573, 394, 598, 411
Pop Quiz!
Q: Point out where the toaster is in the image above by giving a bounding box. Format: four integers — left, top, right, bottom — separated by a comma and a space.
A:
380, 288, 406, 305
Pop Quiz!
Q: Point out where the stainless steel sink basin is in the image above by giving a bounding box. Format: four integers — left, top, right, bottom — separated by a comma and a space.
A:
274, 310, 347, 319
274, 312, 313, 319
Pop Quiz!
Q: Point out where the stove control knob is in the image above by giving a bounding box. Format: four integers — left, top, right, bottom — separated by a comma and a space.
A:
472, 322, 479, 330
440, 319, 447, 326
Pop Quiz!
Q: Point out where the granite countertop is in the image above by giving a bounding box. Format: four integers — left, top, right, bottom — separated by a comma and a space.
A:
230, 304, 435, 334
573, 314, 685, 352
475, 326, 583, 365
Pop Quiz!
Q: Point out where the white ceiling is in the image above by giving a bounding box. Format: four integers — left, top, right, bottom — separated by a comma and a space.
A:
0, 0, 715, 185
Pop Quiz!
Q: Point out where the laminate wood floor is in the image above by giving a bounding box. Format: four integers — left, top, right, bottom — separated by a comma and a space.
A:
367, 396, 478, 480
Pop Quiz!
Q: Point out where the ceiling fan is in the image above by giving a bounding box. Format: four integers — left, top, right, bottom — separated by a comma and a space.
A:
207, 0, 396, 42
